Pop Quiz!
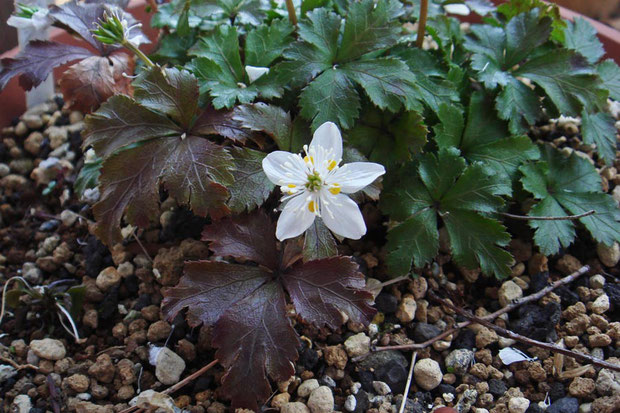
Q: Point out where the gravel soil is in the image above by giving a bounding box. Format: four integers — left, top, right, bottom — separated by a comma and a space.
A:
0, 97, 619, 413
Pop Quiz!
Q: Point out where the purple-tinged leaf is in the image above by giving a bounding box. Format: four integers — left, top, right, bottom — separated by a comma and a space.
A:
0, 41, 94, 91
193, 106, 259, 146
49, 1, 106, 52
213, 282, 298, 410
93, 136, 232, 245
283, 257, 376, 329
201, 209, 278, 269
58, 53, 134, 113
162, 261, 271, 327
133, 66, 199, 128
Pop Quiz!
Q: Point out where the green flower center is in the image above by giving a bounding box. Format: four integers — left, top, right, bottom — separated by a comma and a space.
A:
305, 171, 323, 192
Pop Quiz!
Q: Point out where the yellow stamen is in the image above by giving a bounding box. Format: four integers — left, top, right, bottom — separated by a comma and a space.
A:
287, 184, 296, 188
304, 156, 314, 164
327, 160, 337, 171
329, 184, 341, 195
308, 200, 316, 213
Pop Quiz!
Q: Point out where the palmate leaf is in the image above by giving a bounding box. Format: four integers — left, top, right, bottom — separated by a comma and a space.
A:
162, 211, 375, 409
519, 145, 620, 255
0, 41, 94, 91
83, 67, 254, 245
274, 1, 432, 129
381, 149, 513, 278
597, 60, 620, 101
466, 8, 609, 139
433, 92, 539, 193
563, 17, 605, 65
189, 22, 291, 108
227, 147, 275, 214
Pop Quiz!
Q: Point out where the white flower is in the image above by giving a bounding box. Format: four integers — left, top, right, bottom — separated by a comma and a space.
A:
262, 121, 385, 241
443, 4, 470, 16
245, 65, 270, 83
8, 9, 52, 43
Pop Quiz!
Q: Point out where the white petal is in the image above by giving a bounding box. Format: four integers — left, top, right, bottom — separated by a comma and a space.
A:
327, 162, 385, 193
320, 192, 366, 239
262, 151, 308, 186
276, 193, 316, 241
444, 4, 470, 15
245, 65, 270, 83
309, 122, 343, 168
7, 16, 32, 29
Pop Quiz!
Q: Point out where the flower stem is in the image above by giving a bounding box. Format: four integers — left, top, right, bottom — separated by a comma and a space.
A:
416, 0, 429, 48
285, 0, 297, 26
123, 41, 155, 68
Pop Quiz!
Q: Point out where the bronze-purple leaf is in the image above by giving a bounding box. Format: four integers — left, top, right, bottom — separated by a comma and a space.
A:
0, 41, 94, 91
84, 67, 256, 245
282, 257, 376, 329
201, 209, 278, 269
162, 261, 271, 327
162, 210, 375, 409
212, 282, 298, 411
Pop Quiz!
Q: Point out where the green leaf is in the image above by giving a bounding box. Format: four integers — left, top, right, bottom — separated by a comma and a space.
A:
443, 210, 513, 278
298, 8, 341, 62
190, 25, 244, 81
563, 17, 604, 64
504, 9, 552, 67
520, 145, 620, 254
515, 49, 607, 116
74, 158, 102, 197
346, 109, 428, 167
386, 208, 438, 275
188, 57, 257, 109
341, 58, 419, 112
299, 68, 360, 130
418, 148, 466, 200
434, 104, 464, 149
383, 148, 514, 278
303, 218, 338, 262
465, 25, 509, 88
497, 0, 566, 42
67, 285, 86, 320
336, 0, 403, 62
301, 0, 329, 15
529, 196, 576, 255
495, 79, 541, 134
441, 163, 506, 212
245, 19, 294, 67
277, 42, 332, 88
227, 147, 275, 213
597, 60, 620, 101
581, 110, 617, 164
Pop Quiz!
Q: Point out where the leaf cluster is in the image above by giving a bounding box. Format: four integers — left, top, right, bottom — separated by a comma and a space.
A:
162, 210, 375, 410
0, 0, 147, 111
83, 66, 270, 245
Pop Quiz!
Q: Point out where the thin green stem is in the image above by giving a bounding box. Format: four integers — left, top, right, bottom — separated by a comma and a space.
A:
285, 0, 297, 26
416, 0, 429, 48
123, 41, 155, 68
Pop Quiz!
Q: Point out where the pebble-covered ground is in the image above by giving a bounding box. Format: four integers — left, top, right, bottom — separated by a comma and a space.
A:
0, 97, 619, 413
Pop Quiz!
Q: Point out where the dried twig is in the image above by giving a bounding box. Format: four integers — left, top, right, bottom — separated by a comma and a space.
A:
0, 355, 39, 371
397, 351, 418, 413
500, 210, 595, 221
430, 292, 620, 373
371, 265, 590, 354
118, 359, 220, 413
